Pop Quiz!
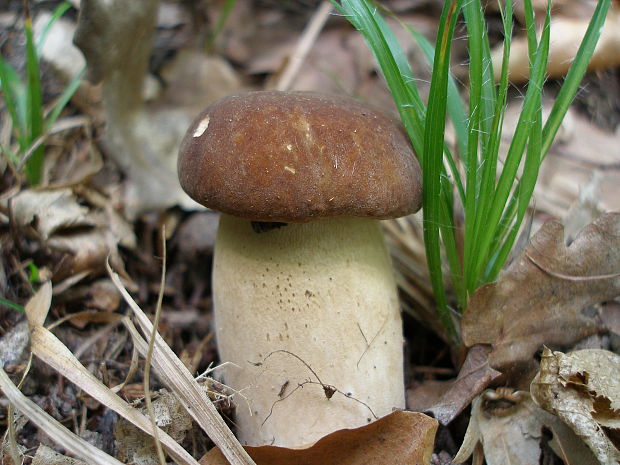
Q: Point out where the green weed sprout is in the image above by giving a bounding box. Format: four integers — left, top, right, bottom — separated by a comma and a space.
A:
0, 1, 83, 186
334, 0, 610, 338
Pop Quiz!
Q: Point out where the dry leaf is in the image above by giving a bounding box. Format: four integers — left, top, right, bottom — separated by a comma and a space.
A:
408, 345, 501, 425
34, 12, 85, 82
11, 188, 135, 281
492, 4, 620, 83
462, 213, 620, 376
32, 445, 89, 465
200, 410, 437, 465
500, 102, 620, 221
12, 188, 90, 240
454, 388, 598, 465
115, 390, 193, 465
0, 321, 30, 369
531, 348, 620, 464
454, 389, 545, 465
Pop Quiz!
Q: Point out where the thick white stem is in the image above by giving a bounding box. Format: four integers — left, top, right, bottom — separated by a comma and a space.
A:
213, 215, 405, 447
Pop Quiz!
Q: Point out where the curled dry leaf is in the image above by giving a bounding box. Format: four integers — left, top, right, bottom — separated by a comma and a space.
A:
10, 188, 135, 281
454, 388, 598, 465
462, 213, 620, 376
408, 345, 501, 426
492, 3, 620, 83
200, 411, 437, 465
12, 188, 90, 240
531, 348, 620, 464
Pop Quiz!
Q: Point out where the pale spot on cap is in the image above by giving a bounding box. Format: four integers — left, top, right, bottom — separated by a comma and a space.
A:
193, 115, 210, 138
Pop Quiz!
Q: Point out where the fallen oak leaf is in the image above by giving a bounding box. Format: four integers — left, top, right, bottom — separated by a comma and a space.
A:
530, 348, 620, 464
408, 345, 501, 426
200, 411, 437, 465
462, 213, 620, 378
526, 252, 620, 281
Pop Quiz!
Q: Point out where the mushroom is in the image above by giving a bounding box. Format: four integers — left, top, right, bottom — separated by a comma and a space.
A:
177, 91, 422, 447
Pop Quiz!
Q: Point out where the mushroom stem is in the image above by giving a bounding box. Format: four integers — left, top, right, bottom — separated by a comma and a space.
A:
213, 214, 405, 447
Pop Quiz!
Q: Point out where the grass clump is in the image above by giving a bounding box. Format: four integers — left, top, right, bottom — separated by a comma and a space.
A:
333, 0, 611, 338
0, 1, 83, 186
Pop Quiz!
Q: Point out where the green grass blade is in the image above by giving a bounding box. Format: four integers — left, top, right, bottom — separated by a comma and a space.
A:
406, 27, 468, 158
472, 0, 513, 275
45, 66, 84, 128
206, 0, 237, 52
522, 0, 538, 53
469, 2, 551, 289
485, 1, 547, 281
24, 12, 45, 185
461, 0, 485, 293
36, 1, 72, 55
0, 297, 25, 313
541, 0, 611, 156
0, 58, 28, 147
1, 143, 20, 165
422, 0, 461, 338
334, 0, 426, 154
439, 176, 467, 310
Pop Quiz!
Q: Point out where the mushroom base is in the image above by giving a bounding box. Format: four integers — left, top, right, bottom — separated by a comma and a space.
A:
213, 214, 405, 447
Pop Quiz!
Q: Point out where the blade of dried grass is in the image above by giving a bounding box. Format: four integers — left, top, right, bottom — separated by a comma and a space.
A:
29, 325, 200, 465
24, 283, 201, 465
0, 366, 124, 465
5, 354, 33, 465
107, 263, 256, 465
110, 343, 140, 394
144, 230, 168, 465
274, 1, 333, 91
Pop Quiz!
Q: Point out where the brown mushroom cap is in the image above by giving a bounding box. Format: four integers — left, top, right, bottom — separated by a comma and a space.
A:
178, 91, 422, 222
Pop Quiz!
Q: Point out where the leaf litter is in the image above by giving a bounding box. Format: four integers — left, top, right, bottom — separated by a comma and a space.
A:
531, 347, 620, 464
462, 212, 620, 378
2, 1, 620, 464
453, 388, 599, 465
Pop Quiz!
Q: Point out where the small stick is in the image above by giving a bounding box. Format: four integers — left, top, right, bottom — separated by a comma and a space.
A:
273, 1, 333, 91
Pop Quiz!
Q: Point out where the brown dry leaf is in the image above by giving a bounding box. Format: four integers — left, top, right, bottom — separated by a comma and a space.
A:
408, 345, 501, 425
454, 388, 598, 465
11, 188, 89, 240
200, 411, 437, 465
462, 213, 620, 375
531, 348, 620, 464
501, 102, 620, 221
10, 187, 135, 281
492, 3, 620, 83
